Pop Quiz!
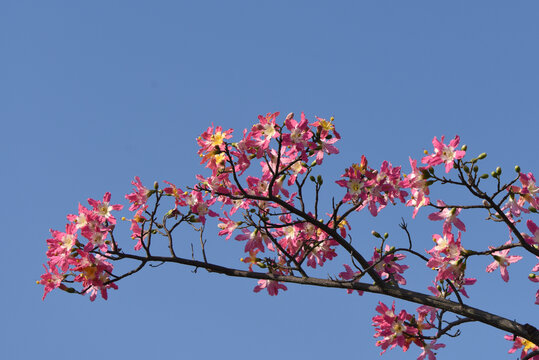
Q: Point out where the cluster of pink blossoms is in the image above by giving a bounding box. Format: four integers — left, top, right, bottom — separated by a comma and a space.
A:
39, 193, 122, 301
194, 112, 344, 295
335, 155, 408, 217
40, 113, 538, 359
372, 301, 442, 359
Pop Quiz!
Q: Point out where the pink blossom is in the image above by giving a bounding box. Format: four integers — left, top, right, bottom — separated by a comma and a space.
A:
518, 172, 539, 208
428, 200, 466, 236
417, 340, 445, 360
129, 205, 148, 250
485, 241, 522, 282
46, 224, 78, 271
281, 112, 313, 156
253, 279, 287, 296
338, 264, 364, 295
125, 176, 150, 211
197, 124, 234, 174
524, 220, 539, 246
163, 181, 187, 209
72, 250, 118, 301
250, 112, 280, 158
372, 301, 418, 354
310, 115, 341, 140
184, 191, 218, 224
421, 135, 465, 173
504, 335, 539, 359
501, 191, 529, 219
39, 264, 65, 300
304, 238, 338, 269
235, 228, 272, 253
87, 192, 123, 224
369, 245, 409, 285
401, 158, 431, 218
217, 212, 238, 240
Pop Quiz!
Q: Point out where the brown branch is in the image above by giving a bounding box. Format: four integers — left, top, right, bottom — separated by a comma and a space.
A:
107, 251, 539, 345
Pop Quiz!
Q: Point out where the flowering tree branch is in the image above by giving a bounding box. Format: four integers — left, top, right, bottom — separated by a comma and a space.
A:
39, 112, 539, 359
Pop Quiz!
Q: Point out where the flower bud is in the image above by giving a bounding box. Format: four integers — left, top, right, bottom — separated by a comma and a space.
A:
154, 181, 159, 190
496, 167, 502, 175
477, 152, 487, 159
371, 230, 381, 238
310, 175, 316, 182
491, 171, 497, 178
479, 174, 489, 179
529, 206, 537, 213
317, 175, 323, 184
384, 233, 389, 239
285, 112, 294, 121
461, 144, 467, 151
473, 165, 478, 172
462, 165, 470, 173
515, 165, 521, 173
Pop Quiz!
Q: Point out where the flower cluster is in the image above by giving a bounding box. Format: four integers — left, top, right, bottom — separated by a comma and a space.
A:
336, 156, 408, 216
40, 114, 539, 360
372, 301, 443, 359
369, 245, 409, 286
425, 232, 476, 297
39, 193, 122, 301
198, 112, 345, 294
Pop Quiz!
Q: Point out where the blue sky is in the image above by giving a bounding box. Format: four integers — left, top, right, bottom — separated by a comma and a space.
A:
2, 2, 538, 359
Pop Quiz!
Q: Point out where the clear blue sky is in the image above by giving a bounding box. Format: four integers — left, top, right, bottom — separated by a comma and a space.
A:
2, 2, 538, 359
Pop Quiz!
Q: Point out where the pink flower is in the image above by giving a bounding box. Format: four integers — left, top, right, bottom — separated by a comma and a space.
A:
417, 340, 445, 360
504, 335, 539, 359
518, 172, 539, 208
338, 264, 364, 295
281, 112, 313, 156
310, 115, 341, 140
501, 191, 529, 219
401, 158, 431, 218
88, 192, 123, 224
369, 245, 409, 285
235, 228, 272, 253
485, 241, 522, 282
524, 220, 539, 246
125, 176, 150, 211
372, 301, 417, 354
72, 251, 118, 301
421, 135, 465, 173
250, 112, 280, 158
253, 279, 287, 296
46, 224, 78, 271
428, 200, 466, 236
163, 181, 187, 209
217, 212, 238, 240
197, 124, 234, 174
129, 205, 148, 250
39, 264, 65, 300
184, 191, 218, 224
